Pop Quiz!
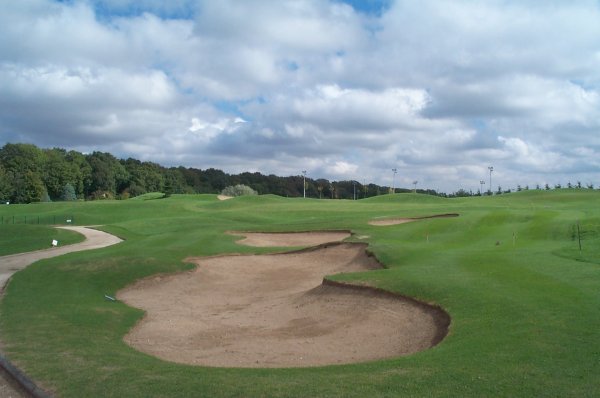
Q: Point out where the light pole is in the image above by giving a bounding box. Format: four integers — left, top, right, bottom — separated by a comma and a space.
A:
480, 180, 485, 196
412, 180, 418, 193
302, 170, 307, 198
353, 181, 356, 200
488, 166, 494, 195
391, 168, 397, 194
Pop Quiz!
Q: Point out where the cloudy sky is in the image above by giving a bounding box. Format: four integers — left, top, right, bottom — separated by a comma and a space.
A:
1, 0, 600, 192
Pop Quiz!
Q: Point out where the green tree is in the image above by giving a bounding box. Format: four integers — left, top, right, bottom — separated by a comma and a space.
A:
66, 150, 92, 197
0, 165, 11, 202
0, 143, 45, 203
61, 183, 77, 201
43, 148, 75, 200
13, 171, 45, 203
86, 152, 130, 198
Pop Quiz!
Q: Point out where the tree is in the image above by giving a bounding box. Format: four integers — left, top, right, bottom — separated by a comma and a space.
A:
61, 183, 77, 201
86, 152, 130, 198
66, 150, 92, 197
0, 165, 11, 202
43, 148, 76, 200
221, 184, 257, 197
0, 143, 45, 203
13, 171, 45, 203
0, 143, 44, 174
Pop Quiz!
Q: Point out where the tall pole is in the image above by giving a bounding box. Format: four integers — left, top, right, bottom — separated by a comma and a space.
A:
302, 170, 307, 198
353, 181, 356, 200
412, 180, 418, 193
488, 166, 494, 195
391, 168, 397, 194
480, 180, 485, 196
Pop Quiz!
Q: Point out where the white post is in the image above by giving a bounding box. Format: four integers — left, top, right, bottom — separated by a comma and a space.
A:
302, 170, 307, 198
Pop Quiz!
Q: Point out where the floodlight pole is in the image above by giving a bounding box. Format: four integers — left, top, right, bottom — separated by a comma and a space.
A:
353, 181, 356, 200
412, 180, 418, 193
488, 166, 494, 195
302, 170, 307, 198
480, 180, 485, 196
391, 168, 397, 194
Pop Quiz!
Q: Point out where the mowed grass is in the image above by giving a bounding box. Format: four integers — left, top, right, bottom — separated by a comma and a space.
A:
0, 190, 599, 397
0, 225, 84, 256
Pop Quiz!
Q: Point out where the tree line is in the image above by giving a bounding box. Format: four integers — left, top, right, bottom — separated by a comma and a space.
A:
2, 143, 594, 204
1, 143, 429, 203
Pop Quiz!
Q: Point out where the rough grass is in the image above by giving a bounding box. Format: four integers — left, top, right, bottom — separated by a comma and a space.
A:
0, 190, 599, 397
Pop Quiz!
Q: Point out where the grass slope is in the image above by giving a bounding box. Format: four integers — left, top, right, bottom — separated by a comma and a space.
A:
0, 191, 599, 397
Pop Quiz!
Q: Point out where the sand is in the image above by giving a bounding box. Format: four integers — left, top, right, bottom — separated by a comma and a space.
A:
227, 230, 351, 247
118, 232, 449, 368
369, 213, 459, 226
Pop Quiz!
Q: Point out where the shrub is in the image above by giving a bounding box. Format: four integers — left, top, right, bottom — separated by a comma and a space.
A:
61, 183, 77, 201
221, 184, 257, 197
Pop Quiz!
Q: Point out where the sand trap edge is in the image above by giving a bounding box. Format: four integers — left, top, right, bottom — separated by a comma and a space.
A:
369, 213, 459, 226
322, 279, 451, 347
226, 230, 353, 247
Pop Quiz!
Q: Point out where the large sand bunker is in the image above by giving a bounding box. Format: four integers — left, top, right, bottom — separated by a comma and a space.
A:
118, 241, 449, 368
369, 213, 459, 226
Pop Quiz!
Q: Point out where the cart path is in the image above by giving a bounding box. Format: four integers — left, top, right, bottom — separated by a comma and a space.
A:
0, 226, 122, 397
0, 226, 123, 291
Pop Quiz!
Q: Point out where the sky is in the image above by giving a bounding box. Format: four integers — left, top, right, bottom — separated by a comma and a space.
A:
1, 0, 599, 193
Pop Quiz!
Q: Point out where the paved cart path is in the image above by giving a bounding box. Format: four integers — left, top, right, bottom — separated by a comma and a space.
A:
0, 226, 122, 291
0, 226, 122, 397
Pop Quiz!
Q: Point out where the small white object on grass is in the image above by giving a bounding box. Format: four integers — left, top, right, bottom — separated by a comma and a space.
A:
66, 219, 72, 223
51, 239, 58, 247
104, 295, 116, 301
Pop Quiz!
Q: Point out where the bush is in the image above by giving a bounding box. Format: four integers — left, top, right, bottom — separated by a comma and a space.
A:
61, 183, 77, 201
221, 184, 258, 197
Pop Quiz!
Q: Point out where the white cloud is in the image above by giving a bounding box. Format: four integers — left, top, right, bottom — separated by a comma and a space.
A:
328, 160, 359, 177
1, 0, 600, 192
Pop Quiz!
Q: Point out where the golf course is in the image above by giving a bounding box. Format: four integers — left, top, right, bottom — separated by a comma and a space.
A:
0, 190, 598, 397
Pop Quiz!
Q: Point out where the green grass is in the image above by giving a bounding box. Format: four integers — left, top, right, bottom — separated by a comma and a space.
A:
0, 190, 599, 397
0, 225, 85, 256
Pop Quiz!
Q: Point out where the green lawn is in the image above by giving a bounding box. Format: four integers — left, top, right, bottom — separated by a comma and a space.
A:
0, 225, 85, 256
0, 190, 598, 397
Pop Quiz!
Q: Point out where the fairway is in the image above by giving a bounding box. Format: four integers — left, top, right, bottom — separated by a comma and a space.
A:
0, 190, 599, 397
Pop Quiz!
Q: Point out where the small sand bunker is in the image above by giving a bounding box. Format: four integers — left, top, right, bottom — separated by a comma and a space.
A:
369, 213, 459, 226
118, 243, 449, 368
228, 231, 351, 247
217, 195, 233, 201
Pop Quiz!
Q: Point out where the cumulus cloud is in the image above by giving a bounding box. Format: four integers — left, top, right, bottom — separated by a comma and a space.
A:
1, 0, 599, 191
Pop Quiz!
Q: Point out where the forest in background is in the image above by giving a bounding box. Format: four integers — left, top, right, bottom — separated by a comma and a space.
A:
0, 143, 435, 204
1, 143, 595, 204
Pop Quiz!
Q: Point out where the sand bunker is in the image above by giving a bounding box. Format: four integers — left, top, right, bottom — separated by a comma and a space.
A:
118, 243, 449, 368
369, 213, 459, 226
228, 231, 351, 247
217, 195, 233, 201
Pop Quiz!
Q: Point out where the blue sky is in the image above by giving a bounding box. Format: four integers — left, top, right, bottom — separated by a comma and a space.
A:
1, 0, 599, 192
